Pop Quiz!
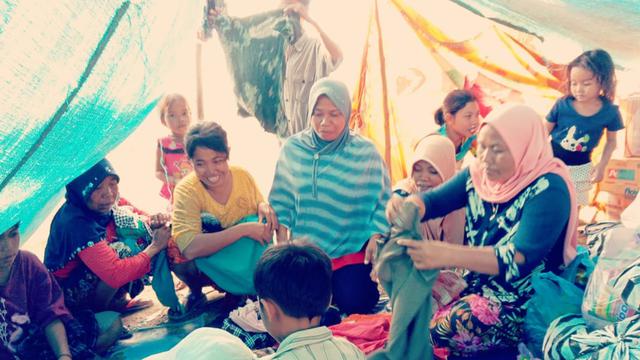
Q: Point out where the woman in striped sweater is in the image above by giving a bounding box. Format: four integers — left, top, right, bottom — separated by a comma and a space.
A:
269, 78, 391, 315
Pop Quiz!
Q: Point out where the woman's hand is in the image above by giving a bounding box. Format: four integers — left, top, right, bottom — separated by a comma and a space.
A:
258, 202, 279, 233
385, 194, 404, 222
398, 239, 452, 270
365, 235, 382, 282
364, 234, 381, 266
283, 2, 312, 23
386, 194, 426, 225
149, 213, 171, 230
206, 5, 225, 22
276, 226, 290, 245
242, 223, 272, 246
151, 225, 171, 250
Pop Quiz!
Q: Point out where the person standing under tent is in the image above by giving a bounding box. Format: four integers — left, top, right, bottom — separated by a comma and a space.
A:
208, 0, 342, 138
279, 0, 343, 137
545, 49, 624, 207
155, 94, 194, 206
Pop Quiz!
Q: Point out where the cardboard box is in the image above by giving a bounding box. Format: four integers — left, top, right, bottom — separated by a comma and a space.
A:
600, 158, 640, 199
597, 158, 640, 220
604, 193, 635, 220
595, 190, 635, 221
620, 94, 640, 158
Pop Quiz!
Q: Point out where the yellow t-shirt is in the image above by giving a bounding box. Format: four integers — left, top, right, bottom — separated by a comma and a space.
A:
172, 166, 264, 252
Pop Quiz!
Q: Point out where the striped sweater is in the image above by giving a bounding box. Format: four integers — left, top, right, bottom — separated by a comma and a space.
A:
269, 130, 391, 258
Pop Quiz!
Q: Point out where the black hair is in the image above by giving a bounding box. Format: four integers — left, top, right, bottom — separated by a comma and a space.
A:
434, 89, 477, 126
254, 242, 332, 319
185, 121, 230, 159
566, 49, 616, 101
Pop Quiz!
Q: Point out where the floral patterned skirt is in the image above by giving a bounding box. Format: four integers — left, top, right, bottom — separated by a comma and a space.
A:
430, 293, 524, 358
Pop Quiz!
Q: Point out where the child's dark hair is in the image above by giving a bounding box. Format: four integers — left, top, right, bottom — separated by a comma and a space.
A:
158, 94, 191, 126
567, 49, 616, 101
254, 242, 332, 319
434, 89, 477, 126
185, 121, 230, 159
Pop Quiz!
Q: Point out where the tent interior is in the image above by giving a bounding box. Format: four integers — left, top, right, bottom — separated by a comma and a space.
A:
2, 0, 639, 358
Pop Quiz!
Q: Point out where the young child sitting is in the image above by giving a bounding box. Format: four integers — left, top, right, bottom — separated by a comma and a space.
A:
148, 243, 364, 360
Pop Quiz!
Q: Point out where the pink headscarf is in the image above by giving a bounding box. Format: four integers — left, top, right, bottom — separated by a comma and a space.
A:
470, 104, 577, 265
396, 135, 464, 245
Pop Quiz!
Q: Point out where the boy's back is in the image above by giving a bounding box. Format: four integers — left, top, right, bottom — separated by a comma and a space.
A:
255, 243, 365, 359
262, 326, 364, 359
147, 243, 366, 360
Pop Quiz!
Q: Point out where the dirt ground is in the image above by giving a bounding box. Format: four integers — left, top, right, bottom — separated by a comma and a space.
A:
121, 283, 230, 331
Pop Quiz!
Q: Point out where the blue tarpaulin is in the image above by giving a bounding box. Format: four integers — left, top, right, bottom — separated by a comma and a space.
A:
0, 0, 203, 242
2, 0, 639, 244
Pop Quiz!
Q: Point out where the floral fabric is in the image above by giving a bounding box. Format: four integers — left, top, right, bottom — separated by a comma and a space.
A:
431, 293, 524, 357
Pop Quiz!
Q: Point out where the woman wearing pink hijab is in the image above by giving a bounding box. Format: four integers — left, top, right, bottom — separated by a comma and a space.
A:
391, 135, 464, 245
387, 104, 578, 358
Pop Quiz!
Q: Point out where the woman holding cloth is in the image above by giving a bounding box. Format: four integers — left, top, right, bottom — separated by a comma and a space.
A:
388, 104, 578, 358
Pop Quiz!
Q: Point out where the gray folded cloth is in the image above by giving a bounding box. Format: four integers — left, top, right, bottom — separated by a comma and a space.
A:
370, 201, 438, 360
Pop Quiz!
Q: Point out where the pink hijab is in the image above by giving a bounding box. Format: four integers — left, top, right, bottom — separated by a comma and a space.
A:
470, 103, 577, 264
396, 135, 465, 245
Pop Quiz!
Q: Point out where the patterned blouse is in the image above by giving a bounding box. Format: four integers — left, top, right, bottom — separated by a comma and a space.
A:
421, 168, 570, 305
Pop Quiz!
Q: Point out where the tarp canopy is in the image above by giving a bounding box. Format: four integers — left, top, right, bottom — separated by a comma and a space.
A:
454, 0, 640, 68
1, 0, 638, 244
350, 0, 639, 184
0, 0, 202, 241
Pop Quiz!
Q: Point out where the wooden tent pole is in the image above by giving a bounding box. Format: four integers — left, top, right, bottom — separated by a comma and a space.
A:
374, 0, 392, 180
196, 41, 204, 121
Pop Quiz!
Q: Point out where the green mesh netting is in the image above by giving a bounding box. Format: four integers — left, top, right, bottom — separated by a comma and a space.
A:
0, 0, 203, 242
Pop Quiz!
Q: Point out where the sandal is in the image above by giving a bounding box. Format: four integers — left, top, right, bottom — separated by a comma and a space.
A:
123, 298, 154, 314
119, 326, 134, 340
112, 298, 154, 314
168, 292, 206, 322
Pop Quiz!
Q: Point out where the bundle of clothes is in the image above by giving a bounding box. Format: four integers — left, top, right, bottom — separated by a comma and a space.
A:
525, 195, 640, 359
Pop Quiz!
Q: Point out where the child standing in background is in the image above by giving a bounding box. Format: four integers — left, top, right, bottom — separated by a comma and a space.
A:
546, 49, 624, 206
155, 94, 194, 204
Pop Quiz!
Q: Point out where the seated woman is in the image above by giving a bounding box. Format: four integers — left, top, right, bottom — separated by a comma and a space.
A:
44, 159, 171, 314
269, 78, 390, 315
392, 135, 464, 245
169, 121, 278, 315
388, 104, 578, 358
431, 89, 480, 165
1, 223, 121, 359
390, 135, 467, 313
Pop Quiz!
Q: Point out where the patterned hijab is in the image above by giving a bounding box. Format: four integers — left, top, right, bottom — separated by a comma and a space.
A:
44, 159, 120, 271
